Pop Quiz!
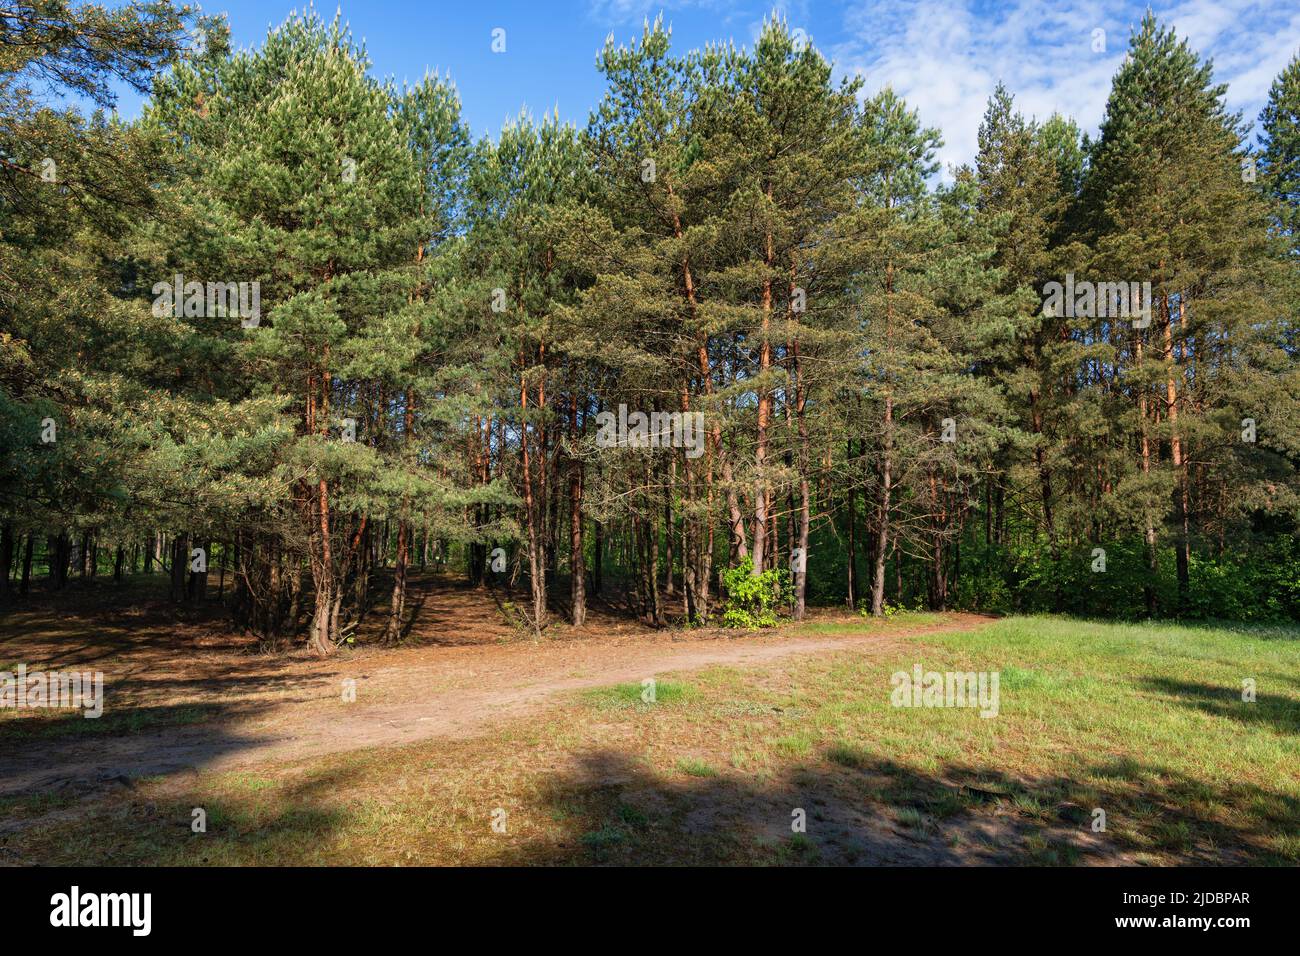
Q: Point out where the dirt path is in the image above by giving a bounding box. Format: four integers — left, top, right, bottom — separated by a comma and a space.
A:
1, 597, 993, 799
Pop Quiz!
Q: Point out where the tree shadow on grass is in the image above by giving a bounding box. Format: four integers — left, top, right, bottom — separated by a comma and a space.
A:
0, 693, 308, 804
1140, 676, 1300, 734
1165, 619, 1300, 641
0, 657, 332, 751
0, 761, 364, 866
479, 748, 1300, 866
7, 740, 1297, 865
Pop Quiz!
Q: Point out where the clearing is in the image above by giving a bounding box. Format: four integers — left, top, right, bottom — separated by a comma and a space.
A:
2, 574, 1297, 865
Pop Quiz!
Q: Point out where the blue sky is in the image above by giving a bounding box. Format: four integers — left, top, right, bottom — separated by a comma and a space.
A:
104, 0, 1300, 170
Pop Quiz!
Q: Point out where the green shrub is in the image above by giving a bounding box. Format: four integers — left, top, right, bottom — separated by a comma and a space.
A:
947, 533, 1299, 622
719, 558, 790, 629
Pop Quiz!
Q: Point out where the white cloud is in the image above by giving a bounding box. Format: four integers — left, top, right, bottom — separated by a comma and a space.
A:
829, 0, 1300, 174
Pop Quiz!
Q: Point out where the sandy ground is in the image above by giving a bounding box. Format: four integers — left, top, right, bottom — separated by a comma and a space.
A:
0, 576, 993, 798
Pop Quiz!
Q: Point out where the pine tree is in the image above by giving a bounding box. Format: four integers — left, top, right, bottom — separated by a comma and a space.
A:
0, 0, 193, 602
141, 11, 466, 651
1080, 13, 1291, 613
974, 86, 1080, 580
466, 110, 590, 630
1260, 51, 1300, 255
725, 17, 866, 619
837, 86, 944, 615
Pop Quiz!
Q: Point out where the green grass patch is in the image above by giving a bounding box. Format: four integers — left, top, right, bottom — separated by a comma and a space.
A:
582, 680, 694, 710
675, 757, 718, 778
792, 612, 946, 636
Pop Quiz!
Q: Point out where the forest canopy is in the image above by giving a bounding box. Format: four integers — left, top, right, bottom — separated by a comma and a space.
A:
3, 3, 1299, 653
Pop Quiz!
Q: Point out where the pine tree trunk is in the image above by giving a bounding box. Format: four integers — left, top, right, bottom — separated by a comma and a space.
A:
385, 519, 409, 642
386, 388, 416, 641
792, 338, 810, 620
1030, 389, 1058, 558
20, 534, 33, 596
751, 182, 775, 576
189, 539, 209, 601
928, 472, 948, 612
663, 459, 675, 597
1136, 326, 1158, 617
353, 521, 371, 622
309, 579, 333, 654
170, 533, 188, 603
569, 456, 586, 626
722, 457, 749, 563
694, 520, 713, 623
846, 441, 857, 608
520, 370, 547, 630
57, 533, 71, 589
646, 477, 664, 627
930, 529, 948, 611
682, 507, 694, 620
669, 177, 717, 616
1167, 296, 1190, 608
309, 477, 337, 654
871, 394, 893, 616
0, 524, 12, 600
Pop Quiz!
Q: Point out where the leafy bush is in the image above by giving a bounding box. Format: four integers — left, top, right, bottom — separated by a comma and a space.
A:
951, 541, 1013, 613
1183, 540, 1300, 621
949, 534, 1300, 622
856, 598, 914, 618
719, 558, 790, 629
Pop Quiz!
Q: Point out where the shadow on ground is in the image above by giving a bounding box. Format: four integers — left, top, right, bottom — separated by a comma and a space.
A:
1140, 676, 1300, 735
468, 749, 1297, 866
9, 744, 1295, 866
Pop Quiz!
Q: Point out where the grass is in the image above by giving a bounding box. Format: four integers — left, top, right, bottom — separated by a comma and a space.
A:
581, 680, 693, 709
791, 612, 947, 635
0, 702, 220, 741
4, 613, 1298, 866
675, 757, 719, 778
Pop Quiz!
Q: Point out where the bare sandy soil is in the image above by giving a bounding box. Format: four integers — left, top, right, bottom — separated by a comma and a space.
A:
0, 575, 992, 800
